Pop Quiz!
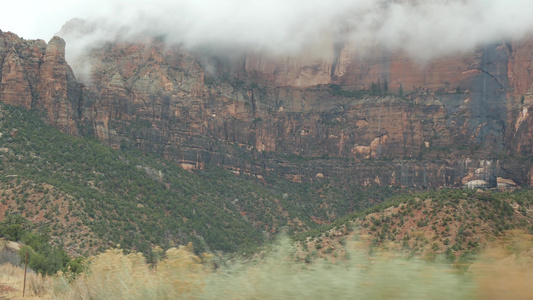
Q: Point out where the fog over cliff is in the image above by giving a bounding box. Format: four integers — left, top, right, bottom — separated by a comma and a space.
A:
57, 0, 533, 69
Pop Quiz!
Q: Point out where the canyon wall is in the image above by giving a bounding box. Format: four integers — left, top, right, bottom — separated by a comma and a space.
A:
0, 31, 84, 135
1, 29, 533, 188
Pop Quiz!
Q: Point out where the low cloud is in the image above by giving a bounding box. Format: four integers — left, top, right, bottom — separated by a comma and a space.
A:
58, 0, 533, 77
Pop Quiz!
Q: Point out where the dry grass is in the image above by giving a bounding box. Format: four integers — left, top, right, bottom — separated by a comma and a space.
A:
0, 232, 529, 300
54, 243, 210, 299
471, 230, 533, 300
200, 238, 474, 300
0, 263, 52, 299
54, 238, 475, 300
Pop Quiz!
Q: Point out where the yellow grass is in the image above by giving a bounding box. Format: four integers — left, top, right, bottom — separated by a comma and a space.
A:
2, 231, 532, 299
54, 243, 210, 299
0, 263, 52, 299
471, 230, 533, 300
54, 238, 475, 299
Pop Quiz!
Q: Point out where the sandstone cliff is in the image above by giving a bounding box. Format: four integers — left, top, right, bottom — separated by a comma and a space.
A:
0, 31, 81, 135
1, 29, 533, 188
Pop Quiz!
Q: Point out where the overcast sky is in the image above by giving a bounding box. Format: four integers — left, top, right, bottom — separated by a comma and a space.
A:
0, 0, 103, 40
2, 0, 533, 65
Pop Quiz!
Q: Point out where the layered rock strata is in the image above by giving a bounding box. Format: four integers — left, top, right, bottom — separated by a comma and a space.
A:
2, 29, 533, 188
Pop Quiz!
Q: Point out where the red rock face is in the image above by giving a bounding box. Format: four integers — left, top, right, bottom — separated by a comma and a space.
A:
0, 49, 33, 108
37, 36, 79, 135
506, 40, 533, 159
0, 32, 46, 109
0, 32, 80, 135
223, 40, 525, 160
508, 40, 533, 98
2, 30, 533, 187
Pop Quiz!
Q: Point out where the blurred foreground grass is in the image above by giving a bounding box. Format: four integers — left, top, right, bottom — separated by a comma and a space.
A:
470, 230, 533, 300
4, 231, 531, 299
53, 237, 475, 299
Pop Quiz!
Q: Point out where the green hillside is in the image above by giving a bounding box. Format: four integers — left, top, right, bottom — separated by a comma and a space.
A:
294, 188, 533, 263
0, 104, 394, 260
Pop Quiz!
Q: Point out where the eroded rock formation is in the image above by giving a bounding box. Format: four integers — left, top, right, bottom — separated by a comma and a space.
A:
0, 31, 81, 135
1, 28, 533, 188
